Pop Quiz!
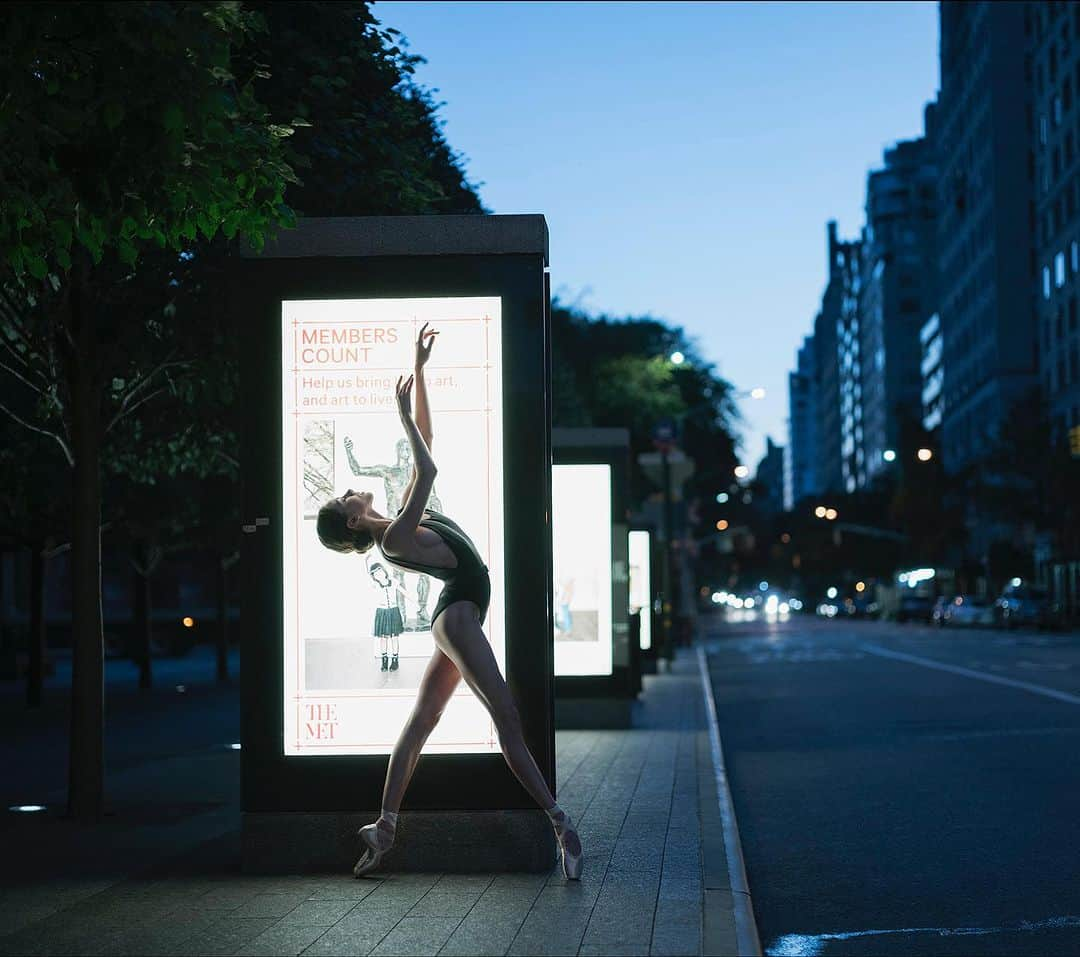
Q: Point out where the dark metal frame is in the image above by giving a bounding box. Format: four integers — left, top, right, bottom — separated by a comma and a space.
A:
235, 217, 553, 813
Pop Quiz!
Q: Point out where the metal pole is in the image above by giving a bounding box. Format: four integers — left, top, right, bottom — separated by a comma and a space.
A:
661, 448, 674, 662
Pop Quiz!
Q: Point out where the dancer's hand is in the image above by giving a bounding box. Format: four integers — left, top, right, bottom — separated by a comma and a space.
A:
415, 322, 438, 370
395, 373, 414, 419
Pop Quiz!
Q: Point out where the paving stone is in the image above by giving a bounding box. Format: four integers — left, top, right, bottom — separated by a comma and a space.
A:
282, 899, 357, 925
369, 916, 461, 956
438, 874, 548, 956
650, 898, 701, 957
234, 921, 329, 956
163, 916, 278, 956
232, 891, 313, 918
306, 878, 385, 901
300, 874, 440, 956
407, 875, 492, 918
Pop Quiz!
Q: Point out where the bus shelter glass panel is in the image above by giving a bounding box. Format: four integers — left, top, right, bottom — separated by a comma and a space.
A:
628, 530, 652, 650
552, 464, 613, 676
281, 296, 505, 756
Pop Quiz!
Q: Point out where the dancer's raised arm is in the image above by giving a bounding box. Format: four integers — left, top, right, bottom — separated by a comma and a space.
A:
414, 323, 436, 450
399, 323, 438, 509
383, 375, 436, 554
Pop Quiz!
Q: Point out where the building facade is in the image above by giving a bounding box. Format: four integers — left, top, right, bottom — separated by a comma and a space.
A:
935, 0, 1036, 474
814, 221, 862, 495
785, 334, 820, 511
755, 437, 786, 519
858, 126, 938, 484
1029, 1, 1080, 440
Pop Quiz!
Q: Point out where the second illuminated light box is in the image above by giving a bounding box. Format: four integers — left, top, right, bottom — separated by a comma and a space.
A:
552, 428, 635, 712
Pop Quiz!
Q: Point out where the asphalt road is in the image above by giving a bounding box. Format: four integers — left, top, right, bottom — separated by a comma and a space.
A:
703, 613, 1080, 957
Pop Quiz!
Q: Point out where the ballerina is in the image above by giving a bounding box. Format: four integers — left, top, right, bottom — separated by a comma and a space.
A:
316, 322, 583, 880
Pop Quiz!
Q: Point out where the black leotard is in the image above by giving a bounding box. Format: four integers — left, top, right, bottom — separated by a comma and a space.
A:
379, 509, 491, 626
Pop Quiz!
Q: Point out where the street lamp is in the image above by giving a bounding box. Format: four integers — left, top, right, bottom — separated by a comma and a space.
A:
814, 505, 827, 518
917, 448, 933, 462
825, 508, 838, 521
883, 449, 897, 462
670, 351, 685, 365
733, 387, 767, 400
716, 492, 729, 504
734, 465, 750, 479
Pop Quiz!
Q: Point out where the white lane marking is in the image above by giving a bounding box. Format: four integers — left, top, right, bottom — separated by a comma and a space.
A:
698, 646, 762, 957
767, 914, 1080, 956
927, 725, 1080, 742
862, 644, 1080, 707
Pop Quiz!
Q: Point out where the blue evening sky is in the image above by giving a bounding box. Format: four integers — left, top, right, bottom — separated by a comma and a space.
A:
374, 1, 939, 468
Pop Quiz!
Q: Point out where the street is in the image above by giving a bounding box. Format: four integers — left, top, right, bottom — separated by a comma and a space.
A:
703, 613, 1080, 957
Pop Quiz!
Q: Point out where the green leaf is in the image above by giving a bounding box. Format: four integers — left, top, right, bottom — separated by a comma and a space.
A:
55, 247, 72, 270
25, 253, 48, 280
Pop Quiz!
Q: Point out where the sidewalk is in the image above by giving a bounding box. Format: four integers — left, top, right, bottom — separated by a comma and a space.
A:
0, 650, 752, 957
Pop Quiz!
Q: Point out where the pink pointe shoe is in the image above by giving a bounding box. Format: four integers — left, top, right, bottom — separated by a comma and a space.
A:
353, 818, 395, 878
551, 810, 584, 880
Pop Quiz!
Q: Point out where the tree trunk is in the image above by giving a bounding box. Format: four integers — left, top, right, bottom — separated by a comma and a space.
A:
27, 543, 46, 708
215, 552, 229, 683
133, 542, 152, 690
67, 264, 105, 822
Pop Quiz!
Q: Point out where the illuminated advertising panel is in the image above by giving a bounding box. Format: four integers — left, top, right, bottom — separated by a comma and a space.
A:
552, 464, 613, 677
282, 297, 504, 756
628, 530, 652, 650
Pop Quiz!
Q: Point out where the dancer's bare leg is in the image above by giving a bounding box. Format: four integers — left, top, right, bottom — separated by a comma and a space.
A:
432, 603, 581, 860
354, 648, 460, 876
382, 647, 461, 813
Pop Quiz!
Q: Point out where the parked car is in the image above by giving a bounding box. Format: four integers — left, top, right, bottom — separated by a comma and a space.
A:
942, 595, 995, 628
896, 594, 935, 623
994, 583, 1063, 630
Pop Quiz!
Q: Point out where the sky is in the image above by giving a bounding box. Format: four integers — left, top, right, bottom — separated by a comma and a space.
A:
374, 1, 939, 467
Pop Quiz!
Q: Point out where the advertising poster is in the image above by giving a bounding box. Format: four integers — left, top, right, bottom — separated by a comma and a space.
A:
282, 297, 504, 756
552, 464, 613, 676
628, 530, 652, 650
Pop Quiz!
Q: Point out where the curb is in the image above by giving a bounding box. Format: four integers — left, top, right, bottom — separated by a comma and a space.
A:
697, 645, 762, 957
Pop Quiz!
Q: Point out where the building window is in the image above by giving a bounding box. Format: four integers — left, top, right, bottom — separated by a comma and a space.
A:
1055, 94, 1064, 125
1072, 240, 1079, 273
1044, 265, 1052, 299
1041, 113, 1049, 145
1056, 251, 1067, 287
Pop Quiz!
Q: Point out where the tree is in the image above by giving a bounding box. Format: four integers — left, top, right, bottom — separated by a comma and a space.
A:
551, 302, 739, 512
0, 2, 298, 820
247, 1, 485, 217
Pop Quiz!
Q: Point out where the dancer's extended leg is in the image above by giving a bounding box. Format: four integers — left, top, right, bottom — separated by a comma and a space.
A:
354, 648, 460, 876
432, 603, 583, 877
382, 647, 461, 812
